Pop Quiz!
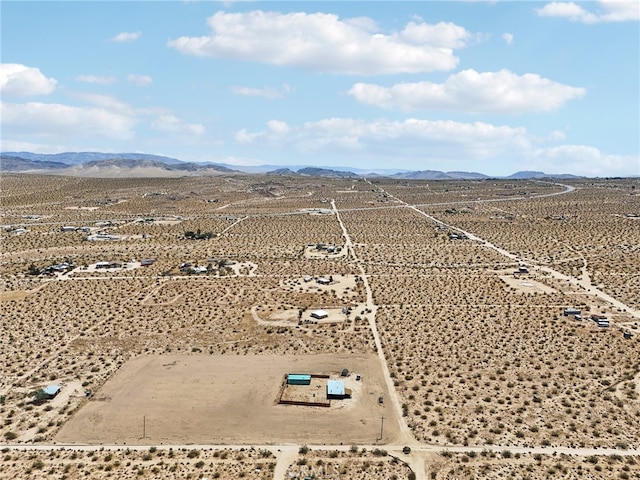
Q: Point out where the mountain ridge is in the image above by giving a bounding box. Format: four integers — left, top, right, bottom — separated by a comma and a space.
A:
1, 151, 589, 179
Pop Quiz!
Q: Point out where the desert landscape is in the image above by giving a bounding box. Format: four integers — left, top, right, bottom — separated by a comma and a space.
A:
1, 173, 639, 479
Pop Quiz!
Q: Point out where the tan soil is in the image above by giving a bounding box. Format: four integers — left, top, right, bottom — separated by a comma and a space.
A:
56, 354, 400, 446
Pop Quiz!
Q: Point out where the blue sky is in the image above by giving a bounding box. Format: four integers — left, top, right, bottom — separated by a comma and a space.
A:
1, 1, 638, 176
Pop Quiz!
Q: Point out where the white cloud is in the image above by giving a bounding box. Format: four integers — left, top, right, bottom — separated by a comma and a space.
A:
151, 114, 205, 136
110, 31, 142, 42
502, 32, 514, 45
76, 74, 117, 85
127, 74, 153, 86
537, 2, 598, 23
168, 10, 466, 74
548, 130, 566, 141
0, 64, 57, 96
230, 85, 284, 99
598, 0, 640, 22
348, 69, 586, 114
399, 20, 472, 49
0, 102, 136, 139
525, 145, 639, 176
265, 119, 291, 134
0, 139, 72, 154
537, 1, 639, 23
70, 92, 133, 113
235, 117, 531, 160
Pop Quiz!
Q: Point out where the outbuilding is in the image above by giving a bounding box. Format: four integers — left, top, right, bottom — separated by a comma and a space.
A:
287, 374, 311, 386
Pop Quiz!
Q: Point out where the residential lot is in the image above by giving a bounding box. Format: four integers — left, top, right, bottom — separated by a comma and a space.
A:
56, 354, 398, 445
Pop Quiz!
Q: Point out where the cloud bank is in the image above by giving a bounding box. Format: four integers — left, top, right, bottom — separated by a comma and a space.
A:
168, 11, 471, 75
348, 69, 586, 114
234, 116, 638, 176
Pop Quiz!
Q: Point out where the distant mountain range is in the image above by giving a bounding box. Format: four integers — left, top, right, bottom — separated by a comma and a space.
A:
4, 151, 184, 165
1, 151, 587, 179
1, 152, 236, 177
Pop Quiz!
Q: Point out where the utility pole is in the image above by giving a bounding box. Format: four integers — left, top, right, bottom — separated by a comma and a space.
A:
379, 414, 384, 441
143, 415, 146, 439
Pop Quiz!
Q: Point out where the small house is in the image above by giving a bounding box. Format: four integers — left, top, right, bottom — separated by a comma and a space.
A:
317, 277, 331, 285
327, 380, 347, 399
43, 385, 62, 399
61, 226, 78, 232
311, 310, 329, 320
564, 308, 581, 316
96, 261, 121, 269
86, 234, 119, 241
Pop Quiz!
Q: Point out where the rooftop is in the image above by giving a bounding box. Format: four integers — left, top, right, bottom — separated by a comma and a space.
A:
327, 379, 345, 396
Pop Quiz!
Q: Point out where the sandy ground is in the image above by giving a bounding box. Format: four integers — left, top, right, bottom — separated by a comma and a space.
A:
56, 354, 399, 446
498, 274, 558, 294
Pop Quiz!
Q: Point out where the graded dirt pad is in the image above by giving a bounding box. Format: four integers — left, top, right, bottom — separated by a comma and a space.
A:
56, 354, 398, 445
498, 274, 557, 294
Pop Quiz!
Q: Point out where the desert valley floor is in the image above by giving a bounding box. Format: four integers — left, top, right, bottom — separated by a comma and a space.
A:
1, 173, 639, 479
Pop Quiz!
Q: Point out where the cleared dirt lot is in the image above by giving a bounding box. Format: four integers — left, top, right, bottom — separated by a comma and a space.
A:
56, 354, 399, 445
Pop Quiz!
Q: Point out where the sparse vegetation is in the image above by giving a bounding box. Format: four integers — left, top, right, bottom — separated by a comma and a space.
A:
1, 174, 639, 479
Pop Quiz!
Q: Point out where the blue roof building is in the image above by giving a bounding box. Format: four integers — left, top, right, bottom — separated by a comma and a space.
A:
327, 380, 345, 398
43, 385, 62, 398
287, 374, 311, 385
